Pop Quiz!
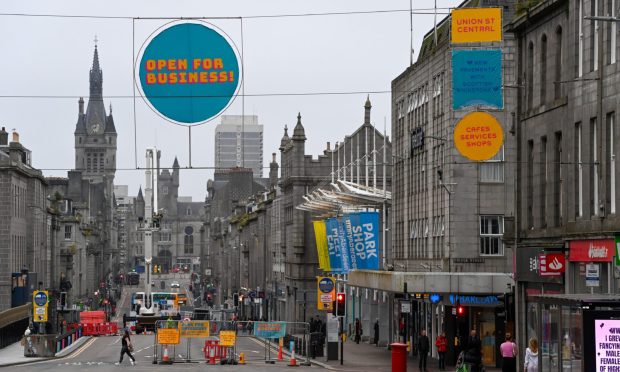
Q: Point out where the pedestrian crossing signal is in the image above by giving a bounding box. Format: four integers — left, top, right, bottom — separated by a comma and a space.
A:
457, 302, 465, 317
333, 292, 346, 316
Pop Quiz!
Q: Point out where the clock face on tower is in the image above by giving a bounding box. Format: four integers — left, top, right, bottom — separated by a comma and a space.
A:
90, 122, 101, 134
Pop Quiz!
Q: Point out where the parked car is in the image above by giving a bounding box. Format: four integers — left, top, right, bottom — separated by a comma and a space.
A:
171, 281, 180, 288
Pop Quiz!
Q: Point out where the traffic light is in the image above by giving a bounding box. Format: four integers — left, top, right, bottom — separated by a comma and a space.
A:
60, 292, 67, 309
333, 292, 346, 316
456, 301, 465, 317
233, 293, 239, 307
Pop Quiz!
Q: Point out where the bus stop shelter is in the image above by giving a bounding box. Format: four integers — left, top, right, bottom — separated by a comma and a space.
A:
528, 293, 620, 372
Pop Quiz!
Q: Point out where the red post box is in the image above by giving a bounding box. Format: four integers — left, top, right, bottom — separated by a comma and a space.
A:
391, 343, 408, 372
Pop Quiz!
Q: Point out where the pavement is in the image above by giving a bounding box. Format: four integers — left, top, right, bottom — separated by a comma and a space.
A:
0, 335, 93, 367
307, 341, 502, 372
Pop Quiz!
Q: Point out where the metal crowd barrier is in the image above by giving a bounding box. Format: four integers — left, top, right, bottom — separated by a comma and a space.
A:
150, 319, 311, 365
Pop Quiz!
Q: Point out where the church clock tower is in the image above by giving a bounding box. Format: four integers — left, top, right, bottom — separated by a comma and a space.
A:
74, 44, 117, 196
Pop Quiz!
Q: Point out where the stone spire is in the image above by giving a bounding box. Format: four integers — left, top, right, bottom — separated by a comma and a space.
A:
89, 45, 103, 100
292, 112, 306, 141
279, 125, 290, 151
364, 95, 372, 125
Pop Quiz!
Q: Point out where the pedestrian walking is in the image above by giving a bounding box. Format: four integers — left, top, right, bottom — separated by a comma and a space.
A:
435, 331, 448, 370
465, 329, 482, 372
115, 329, 135, 366
417, 329, 430, 372
354, 318, 362, 344
373, 319, 380, 345
524, 337, 539, 372
500, 333, 518, 372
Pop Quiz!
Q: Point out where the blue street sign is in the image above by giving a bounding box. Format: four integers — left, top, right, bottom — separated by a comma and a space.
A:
34, 291, 48, 306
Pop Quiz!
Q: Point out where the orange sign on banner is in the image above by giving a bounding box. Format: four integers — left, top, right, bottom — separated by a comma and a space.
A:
453, 111, 504, 161
451, 8, 502, 44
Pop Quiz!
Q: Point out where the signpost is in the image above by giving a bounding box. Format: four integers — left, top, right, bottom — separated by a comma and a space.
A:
157, 328, 181, 345
33, 290, 48, 323
317, 276, 336, 311
180, 320, 210, 338
219, 330, 236, 347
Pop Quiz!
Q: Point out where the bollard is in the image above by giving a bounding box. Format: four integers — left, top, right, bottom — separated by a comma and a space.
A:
390, 343, 407, 372
239, 352, 245, 365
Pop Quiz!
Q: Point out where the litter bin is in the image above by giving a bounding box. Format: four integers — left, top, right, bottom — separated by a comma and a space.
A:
390, 343, 407, 372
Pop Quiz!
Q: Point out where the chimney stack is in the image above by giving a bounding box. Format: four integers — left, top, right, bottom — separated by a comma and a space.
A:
11, 130, 19, 143
79, 97, 84, 115
0, 127, 7, 146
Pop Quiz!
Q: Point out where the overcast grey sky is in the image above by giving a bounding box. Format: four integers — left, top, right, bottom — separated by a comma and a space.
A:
0, 0, 459, 200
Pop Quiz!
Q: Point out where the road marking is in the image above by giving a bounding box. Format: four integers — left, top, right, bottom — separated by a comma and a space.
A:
65, 337, 97, 359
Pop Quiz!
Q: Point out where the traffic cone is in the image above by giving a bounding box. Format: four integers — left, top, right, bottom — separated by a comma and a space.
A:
278, 344, 283, 361
288, 349, 298, 367
162, 346, 170, 364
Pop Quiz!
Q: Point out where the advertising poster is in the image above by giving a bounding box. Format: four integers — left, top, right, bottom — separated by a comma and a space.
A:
336, 219, 351, 272
317, 276, 336, 311
254, 322, 287, 339
451, 7, 502, 44
595, 319, 620, 371
325, 218, 344, 273
453, 111, 504, 161
452, 49, 503, 110
342, 212, 380, 270
137, 21, 241, 125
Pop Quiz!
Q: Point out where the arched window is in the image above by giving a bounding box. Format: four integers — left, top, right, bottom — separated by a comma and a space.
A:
541, 34, 548, 104
555, 26, 563, 99
184, 226, 194, 254
527, 41, 534, 109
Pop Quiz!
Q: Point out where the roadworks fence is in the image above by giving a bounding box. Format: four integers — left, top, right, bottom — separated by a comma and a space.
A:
151, 320, 313, 365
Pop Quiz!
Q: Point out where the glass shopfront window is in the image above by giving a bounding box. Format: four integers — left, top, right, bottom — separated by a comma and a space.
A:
541, 304, 560, 371
561, 306, 583, 371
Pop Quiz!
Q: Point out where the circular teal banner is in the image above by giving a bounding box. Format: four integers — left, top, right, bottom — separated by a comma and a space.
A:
138, 21, 241, 125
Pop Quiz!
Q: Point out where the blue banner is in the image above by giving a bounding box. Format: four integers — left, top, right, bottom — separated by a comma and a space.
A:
254, 322, 286, 339
452, 49, 503, 110
325, 218, 344, 273
337, 219, 351, 273
343, 212, 380, 270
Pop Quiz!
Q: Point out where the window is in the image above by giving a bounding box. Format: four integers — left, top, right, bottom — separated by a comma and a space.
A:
480, 216, 504, 256
541, 34, 548, 104
480, 147, 504, 182
608, 112, 616, 213
527, 42, 534, 109
578, 0, 584, 77
610, 0, 617, 64
555, 26, 563, 99
162, 186, 168, 195
540, 136, 548, 228
527, 140, 534, 228
186, 207, 192, 216
592, 118, 599, 216
592, 0, 599, 72
554, 132, 563, 226
184, 226, 194, 254
574, 123, 583, 217
64, 225, 72, 240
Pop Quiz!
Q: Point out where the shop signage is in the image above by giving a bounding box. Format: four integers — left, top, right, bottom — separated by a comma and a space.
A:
448, 294, 502, 306
317, 276, 335, 311
411, 127, 425, 151
452, 49, 503, 110
137, 21, 241, 125
451, 8, 502, 44
539, 253, 566, 276
453, 111, 504, 161
516, 247, 564, 283
569, 239, 615, 262
454, 257, 485, 264
254, 322, 286, 339
586, 263, 600, 287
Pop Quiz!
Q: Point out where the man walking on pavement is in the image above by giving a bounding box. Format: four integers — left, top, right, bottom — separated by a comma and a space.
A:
373, 319, 380, 345
417, 329, 430, 372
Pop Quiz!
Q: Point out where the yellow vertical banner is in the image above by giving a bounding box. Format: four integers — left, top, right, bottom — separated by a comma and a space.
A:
313, 220, 331, 271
